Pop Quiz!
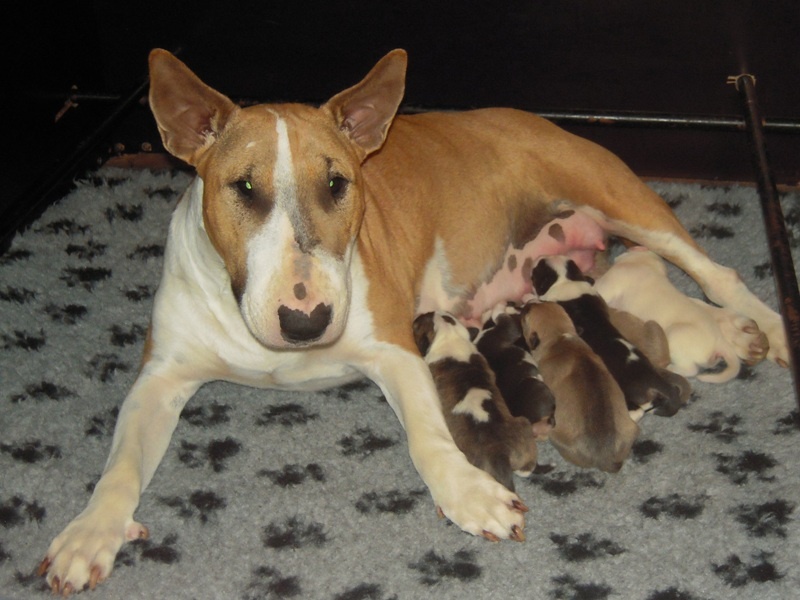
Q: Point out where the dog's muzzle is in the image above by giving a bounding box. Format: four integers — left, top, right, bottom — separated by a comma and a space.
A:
278, 303, 333, 343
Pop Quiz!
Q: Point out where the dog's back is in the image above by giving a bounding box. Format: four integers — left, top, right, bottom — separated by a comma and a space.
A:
521, 302, 638, 473
413, 312, 538, 490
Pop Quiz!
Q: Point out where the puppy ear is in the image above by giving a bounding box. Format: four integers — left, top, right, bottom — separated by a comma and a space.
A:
565, 259, 588, 283
412, 312, 435, 357
531, 260, 558, 296
528, 331, 541, 351
467, 326, 480, 341
148, 49, 238, 166
323, 49, 407, 159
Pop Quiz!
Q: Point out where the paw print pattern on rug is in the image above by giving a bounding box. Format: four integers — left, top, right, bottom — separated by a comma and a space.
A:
711, 551, 784, 587
256, 402, 319, 427
84, 407, 119, 437
8, 381, 74, 404
258, 463, 326, 487
772, 411, 800, 435
337, 427, 397, 458
86, 352, 131, 382
242, 565, 301, 600
713, 450, 777, 484
408, 549, 481, 586
687, 411, 743, 443
332, 582, 398, 600
731, 499, 795, 538
644, 587, 712, 600
354, 489, 427, 515
0, 496, 46, 528
640, 494, 709, 520
526, 470, 605, 497
177, 437, 242, 472
630, 439, 664, 464
180, 402, 231, 427
261, 516, 328, 550
549, 573, 613, 600
159, 489, 227, 523
549, 532, 625, 562
0, 441, 61, 464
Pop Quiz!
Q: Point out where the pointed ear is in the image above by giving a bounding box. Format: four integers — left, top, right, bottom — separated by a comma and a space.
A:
323, 49, 407, 159
148, 49, 239, 166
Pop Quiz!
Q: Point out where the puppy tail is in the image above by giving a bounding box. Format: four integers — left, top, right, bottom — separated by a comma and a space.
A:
697, 347, 741, 383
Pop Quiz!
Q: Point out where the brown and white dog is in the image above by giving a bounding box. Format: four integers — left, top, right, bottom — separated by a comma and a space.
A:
40, 48, 785, 594
530, 255, 692, 418
412, 311, 538, 500
519, 301, 639, 472
595, 247, 766, 383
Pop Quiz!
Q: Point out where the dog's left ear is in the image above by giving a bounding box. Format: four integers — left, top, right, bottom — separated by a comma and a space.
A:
324, 49, 407, 159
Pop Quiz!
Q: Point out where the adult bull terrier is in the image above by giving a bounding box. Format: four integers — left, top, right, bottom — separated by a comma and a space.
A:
40, 48, 784, 594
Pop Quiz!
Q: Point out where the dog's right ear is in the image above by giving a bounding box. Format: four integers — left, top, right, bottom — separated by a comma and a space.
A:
148, 49, 238, 166
323, 49, 407, 160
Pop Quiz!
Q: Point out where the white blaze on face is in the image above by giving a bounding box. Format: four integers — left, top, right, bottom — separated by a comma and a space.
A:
238, 112, 351, 349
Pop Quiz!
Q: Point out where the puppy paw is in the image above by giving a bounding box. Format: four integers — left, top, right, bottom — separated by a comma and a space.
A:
712, 308, 770, 365
39, 510, 144, 595
430, 461, 527, 542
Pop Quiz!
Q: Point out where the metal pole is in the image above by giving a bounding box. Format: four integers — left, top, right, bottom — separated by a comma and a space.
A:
731, 73, 800, 414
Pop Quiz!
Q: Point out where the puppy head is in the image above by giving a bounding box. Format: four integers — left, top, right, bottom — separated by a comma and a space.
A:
412, 311, 472, 361
519, 301, 576, 356
530, 255, 594, 302
148, 49, 407, 349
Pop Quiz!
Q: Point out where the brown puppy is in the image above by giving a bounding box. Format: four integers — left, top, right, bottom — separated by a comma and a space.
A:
475, 302, 556, 439
520, 301, 639, 473
413, 311, 538, 493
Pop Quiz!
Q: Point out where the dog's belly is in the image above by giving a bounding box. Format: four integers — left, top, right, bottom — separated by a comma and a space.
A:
448, 210, 606, 322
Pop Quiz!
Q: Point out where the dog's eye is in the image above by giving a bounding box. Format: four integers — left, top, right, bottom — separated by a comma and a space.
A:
235, 179, 254, 199
328, 176, 348, 201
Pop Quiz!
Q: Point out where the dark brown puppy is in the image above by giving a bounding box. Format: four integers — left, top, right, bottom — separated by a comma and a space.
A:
520, 301, 638, 472
413, 311, 538, 492
531, 255, 690, 418
475, 303, 556, 438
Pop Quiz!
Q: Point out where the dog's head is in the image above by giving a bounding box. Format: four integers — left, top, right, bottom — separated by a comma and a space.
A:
148, 49, 407, 348
530, 255, 594, 302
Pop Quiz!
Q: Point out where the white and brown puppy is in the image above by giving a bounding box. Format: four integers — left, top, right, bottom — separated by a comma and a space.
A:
520, 301, 638, 472
475, 303, 556, 438
40, 48, 783, 594
413, 311, 539, 499
531, 255, 690, 418
595, 247, 767, 383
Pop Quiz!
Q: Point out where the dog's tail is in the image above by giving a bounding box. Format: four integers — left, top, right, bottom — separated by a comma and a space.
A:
697, 346, 741, 383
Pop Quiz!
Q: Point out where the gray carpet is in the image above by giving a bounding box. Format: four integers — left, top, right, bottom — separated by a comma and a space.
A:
1, 167, 799, 600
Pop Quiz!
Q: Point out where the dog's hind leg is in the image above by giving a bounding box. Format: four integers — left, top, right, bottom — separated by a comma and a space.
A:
39, 370, 201, 594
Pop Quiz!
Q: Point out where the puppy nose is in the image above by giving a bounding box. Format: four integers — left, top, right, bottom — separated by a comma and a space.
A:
278, 303, 332, 343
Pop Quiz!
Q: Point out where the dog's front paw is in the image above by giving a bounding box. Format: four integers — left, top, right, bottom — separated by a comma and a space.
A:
39, 510, 148, 595
431, 461, 527, 542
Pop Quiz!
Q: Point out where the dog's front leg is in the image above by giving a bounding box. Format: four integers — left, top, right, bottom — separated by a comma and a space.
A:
365, 344, 527, 542
39, 369, 200, 594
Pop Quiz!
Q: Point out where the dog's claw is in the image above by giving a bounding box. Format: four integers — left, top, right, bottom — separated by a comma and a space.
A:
37, 557, 50, 577
511, 499, 529, 513
62, 582, 74, 597
510, 524, 526, 542
436, 506, 446, 519
777, 357, 789, 368
50, 576, 60, 595
89, 565, 102, 590
482, 530, 501, 542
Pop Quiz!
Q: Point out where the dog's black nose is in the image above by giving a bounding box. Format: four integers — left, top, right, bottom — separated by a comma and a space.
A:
278, 303, 332, 343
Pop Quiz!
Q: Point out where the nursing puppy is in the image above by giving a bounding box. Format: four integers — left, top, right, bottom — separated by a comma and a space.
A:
413, 311, 538, 498
475, 302, 556, 438
519, 301, 638, 472
531, 255, 689, 417
595, 247, 765, 382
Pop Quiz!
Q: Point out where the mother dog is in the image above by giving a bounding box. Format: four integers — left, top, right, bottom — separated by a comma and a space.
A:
40, 48, 783, 594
